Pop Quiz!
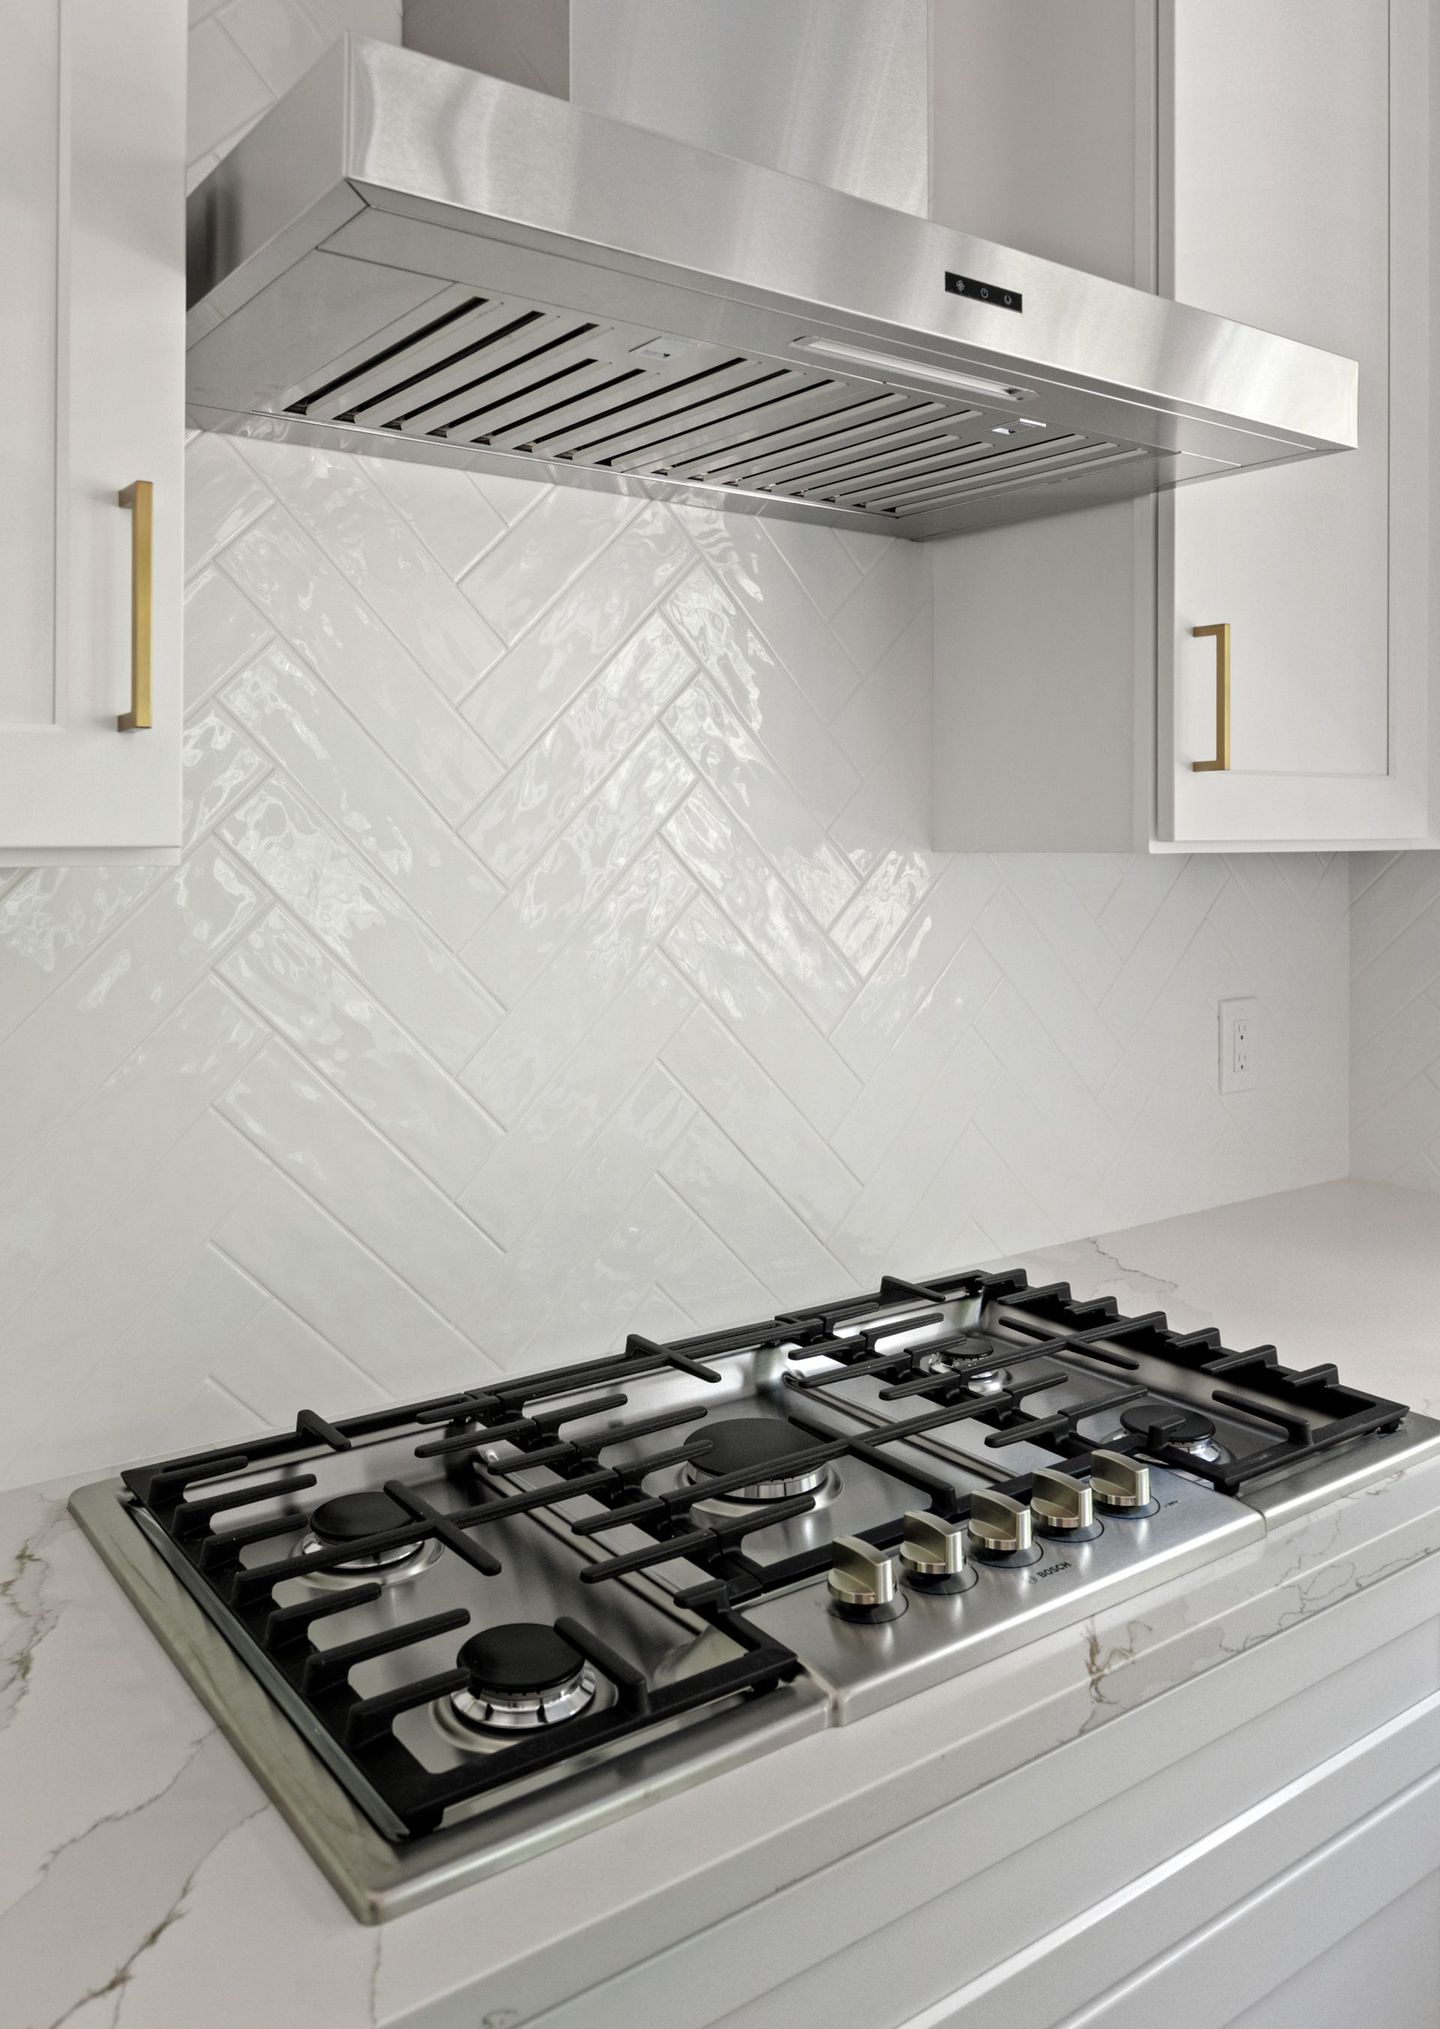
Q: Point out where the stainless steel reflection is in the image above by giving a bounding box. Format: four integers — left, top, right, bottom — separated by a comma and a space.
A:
186, 38, 1357, 541
69, 1477, 826, 1924
747, 1467, 1263, 1721
441, 1668, 599, 1740
569, 0, 931, 216
65, 1284, 1440, 1925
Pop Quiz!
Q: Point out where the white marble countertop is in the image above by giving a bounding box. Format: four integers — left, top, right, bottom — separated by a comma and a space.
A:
5, 1178, 1440, 2029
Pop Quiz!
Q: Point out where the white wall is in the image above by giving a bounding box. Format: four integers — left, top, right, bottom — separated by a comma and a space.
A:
0, 4, 1351, 1490
1350, 854, 1440, 1187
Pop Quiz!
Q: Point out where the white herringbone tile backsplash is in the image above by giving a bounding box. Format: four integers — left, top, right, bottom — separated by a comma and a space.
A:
0, 433, 1352, 1486
0, 3, 1352, 1488
1350, 854, 1440, 1189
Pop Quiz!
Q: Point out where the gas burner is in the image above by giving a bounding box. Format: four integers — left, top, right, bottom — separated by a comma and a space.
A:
446, 1623, 597, 1735
85, 1256, 1419, 1918
299, 1490, 436, 1582
684, 1417, 832, 1502
1117, 1403, 1232, 1465
916, 1337, 1012, 1395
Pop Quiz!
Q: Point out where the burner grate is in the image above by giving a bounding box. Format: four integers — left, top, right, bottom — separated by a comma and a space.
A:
115, 1263, 1410, 1844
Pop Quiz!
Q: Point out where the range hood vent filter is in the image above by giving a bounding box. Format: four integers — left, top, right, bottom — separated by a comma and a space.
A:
281, 282, 1146, 523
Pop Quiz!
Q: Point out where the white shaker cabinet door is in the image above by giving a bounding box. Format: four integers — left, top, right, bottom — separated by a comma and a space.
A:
0, 0, 184, 864
1160, 0, 1429, 847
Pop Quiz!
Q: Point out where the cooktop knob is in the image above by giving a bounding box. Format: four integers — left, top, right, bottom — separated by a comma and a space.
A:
967, 1490, 1034, 1562
828, 1537, 905, 1622
900, 1511, 974, 1593
1031, 1469, 1100, 1539
1089, 1450, 1158, 1516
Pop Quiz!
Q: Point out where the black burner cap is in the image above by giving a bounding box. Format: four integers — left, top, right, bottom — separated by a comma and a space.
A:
1119, 1403, 1216, 1447
691, 1417, 809, 1480
459, 1623, 584, 1695
956, 1333, 1002, 1362
309, 1490, 410, 1545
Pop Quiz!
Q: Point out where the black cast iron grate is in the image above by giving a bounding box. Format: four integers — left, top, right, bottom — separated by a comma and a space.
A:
119, 1265, 1408, 1840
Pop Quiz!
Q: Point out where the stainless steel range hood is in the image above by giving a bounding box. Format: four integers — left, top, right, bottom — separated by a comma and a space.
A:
186, 36, 1358, 541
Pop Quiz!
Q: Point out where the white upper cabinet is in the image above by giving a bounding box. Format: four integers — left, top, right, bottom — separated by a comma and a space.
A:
932, 0, 1431, 853
1160, 0, 1429, 846
0, 0, 185, 865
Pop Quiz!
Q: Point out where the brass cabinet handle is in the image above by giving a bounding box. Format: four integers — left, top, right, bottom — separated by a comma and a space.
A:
1191, 622, 1231, 772
117, 481, 154, 731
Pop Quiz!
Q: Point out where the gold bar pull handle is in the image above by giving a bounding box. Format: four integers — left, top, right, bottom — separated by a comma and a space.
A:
1191, 622, 1231, 773
117, 480, 154, 731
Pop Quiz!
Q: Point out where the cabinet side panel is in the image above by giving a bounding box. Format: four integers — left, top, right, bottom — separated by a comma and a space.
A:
933, 503, 1141, 853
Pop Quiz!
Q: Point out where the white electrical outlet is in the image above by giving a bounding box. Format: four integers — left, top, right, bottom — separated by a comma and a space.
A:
1219, 997, 1259, 1094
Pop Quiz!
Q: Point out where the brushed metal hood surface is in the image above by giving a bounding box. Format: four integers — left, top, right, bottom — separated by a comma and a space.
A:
186, 37, 1358, 541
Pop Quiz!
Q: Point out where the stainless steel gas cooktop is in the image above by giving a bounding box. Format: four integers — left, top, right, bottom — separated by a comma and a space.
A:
71, 1265, 1440, 1921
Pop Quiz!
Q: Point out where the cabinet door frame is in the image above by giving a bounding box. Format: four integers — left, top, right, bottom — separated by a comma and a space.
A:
0, 0, 184, 866
1152, 0, 1431, 852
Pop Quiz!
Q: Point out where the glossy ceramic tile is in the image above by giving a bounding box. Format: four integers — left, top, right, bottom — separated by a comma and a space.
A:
660, 1113, 844, 1304
223, 644, 500, 948
186, 13, 272, 162
464, 614, 696, 880
0, 1114, 270, 1481
662, 1007, 860, 1237
463, 729, 694, 1006
218, 1037, 502, 1337
217, 0, 328, 95
675, 507, 869, 718
239, 441, 505, 702
361, 456, 509, 582
186, 0, 399, 169
461, 841, 696, 1127
0, 983, 264, 1327
464, 504, 691, 762
0, 864, 165, 1046
219, 909, 500, 1193
0, 0, 1353, 1486
216, 1170, 485, 1395
220, 779, 499, 1071
473, 1065, 698, 1368
460, 957, 695, 1247
183, 566, 272, 712
460, 487, 638, 644
0, 419, 1354, 1483
832, 848, 941, 977
663, 896, 860, 1138
664, 788, 859, 1032
664, 570, 862, 827
183, 432, 272, 576
222, 512, 502, 824
663, 677, 860, 926
181, 710, 271, 849
0, 850, 259, 1184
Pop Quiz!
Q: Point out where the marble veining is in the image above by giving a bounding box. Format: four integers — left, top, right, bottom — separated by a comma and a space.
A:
0, 1495, 67, 1732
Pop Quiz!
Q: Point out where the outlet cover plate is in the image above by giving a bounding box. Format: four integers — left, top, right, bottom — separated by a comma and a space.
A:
1219, 997, 1258, 1094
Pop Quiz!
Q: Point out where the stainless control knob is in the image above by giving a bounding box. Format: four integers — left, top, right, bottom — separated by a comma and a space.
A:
1031, 1468, 1096, 1536
1089, 1450, 1156, 1515
828, 1536, 904, 1621
967, 1490, 1032, 1559
900, 1511, 973, 1593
